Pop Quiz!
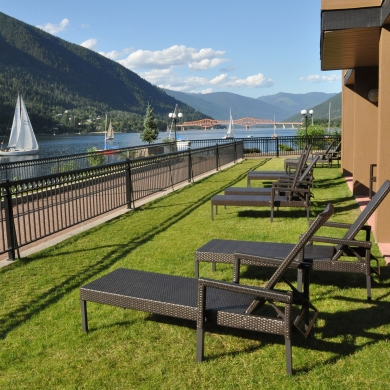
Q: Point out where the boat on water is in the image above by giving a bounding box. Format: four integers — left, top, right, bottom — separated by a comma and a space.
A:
95, 115, 119, 155
105, 120, 114, 140
222, 109, 234, 139
0, 93, 39, 156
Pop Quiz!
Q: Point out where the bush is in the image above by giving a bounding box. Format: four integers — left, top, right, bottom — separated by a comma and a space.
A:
244, 148, 261, 154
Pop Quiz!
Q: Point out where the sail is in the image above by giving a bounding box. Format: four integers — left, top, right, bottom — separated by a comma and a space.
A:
14, 95, 39, 151
7, 94, 21, 148
226, 109, 234, 138
106, 121, 114, 139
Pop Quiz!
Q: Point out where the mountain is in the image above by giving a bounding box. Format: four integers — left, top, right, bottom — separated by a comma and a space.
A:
0, 12, 208, 134
163, 90, 338, 122
163, 90, 290, 121
257, 92, 338, 118
285, 93, 342, 123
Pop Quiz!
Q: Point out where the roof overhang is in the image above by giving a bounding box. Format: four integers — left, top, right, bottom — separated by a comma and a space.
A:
321, 0, 390, 72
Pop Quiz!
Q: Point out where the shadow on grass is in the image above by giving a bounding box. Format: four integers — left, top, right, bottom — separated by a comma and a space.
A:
104, 296, 390, 375
0, 159, 270, 339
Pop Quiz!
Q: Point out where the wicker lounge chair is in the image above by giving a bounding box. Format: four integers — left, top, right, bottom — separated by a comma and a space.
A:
211, 183, 312, 222
80, 204, 333, 375
284, 141, 341, 171
246, 145, 311, 187
197, 180, 390, 300
225, 156, 319, 197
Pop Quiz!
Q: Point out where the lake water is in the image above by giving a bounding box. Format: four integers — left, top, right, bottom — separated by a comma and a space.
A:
1, 127, 297, 161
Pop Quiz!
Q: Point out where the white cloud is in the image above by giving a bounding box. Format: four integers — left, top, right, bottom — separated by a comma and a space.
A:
36, 18, 69, 35
79, 40, 273, 94
189, 58, 228, 71
99, 48, 133, 60
139, 68, 273, 93
80, 38, 98, 50
118, 45, 226, 70
300, 74, 341, 83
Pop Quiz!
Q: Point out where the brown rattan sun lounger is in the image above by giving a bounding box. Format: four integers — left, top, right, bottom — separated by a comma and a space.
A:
198, 180, 390, 300
284, 141, 341, 170
225, 156, 319, 197
80, 204, 333, 375
211, 189, 312, 222
246, 145, 311, 187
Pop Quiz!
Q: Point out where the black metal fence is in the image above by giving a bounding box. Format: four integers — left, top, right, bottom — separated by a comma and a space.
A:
0, 141, 243, 259
0, 135, 340, 181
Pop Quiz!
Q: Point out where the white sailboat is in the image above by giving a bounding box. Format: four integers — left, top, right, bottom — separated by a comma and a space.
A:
105, 120, 114, 140
222, 109, 234, 139
0, 93, 39, 156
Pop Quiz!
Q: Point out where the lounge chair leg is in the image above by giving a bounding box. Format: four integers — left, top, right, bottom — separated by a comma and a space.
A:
196, 327, 205, 362
81, 299, 88, 333
297, 269, 303, 292
195, 261, 199, 278
285, 338, 292, 375
366, 275, 372, 301
212, 262, 216, 272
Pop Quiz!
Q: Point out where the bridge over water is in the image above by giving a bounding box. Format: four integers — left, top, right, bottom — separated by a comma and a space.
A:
178, 117, 301, 130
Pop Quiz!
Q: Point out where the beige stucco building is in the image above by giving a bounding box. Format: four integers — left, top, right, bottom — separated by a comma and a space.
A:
321, 0, 390, 243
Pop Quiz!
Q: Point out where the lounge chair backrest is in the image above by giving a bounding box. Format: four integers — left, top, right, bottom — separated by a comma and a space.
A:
333, 141, 341, 152
289, 145, 312, 188
265, 203, 334, 290
334, 179, 390, 258
297, 155, 320, 182
321, 140, 335, 155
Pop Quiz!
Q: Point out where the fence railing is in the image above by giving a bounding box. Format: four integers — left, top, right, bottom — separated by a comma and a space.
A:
0, 135, 340, 181
0, 141, 243, 259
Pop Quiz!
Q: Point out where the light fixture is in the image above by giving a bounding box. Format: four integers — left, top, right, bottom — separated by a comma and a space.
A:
301, 109, 313, 146
368, 89, 378, 103
168, 105, 183, 141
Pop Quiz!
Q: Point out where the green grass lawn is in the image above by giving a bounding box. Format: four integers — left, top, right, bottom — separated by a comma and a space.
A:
0, 158, 389, 389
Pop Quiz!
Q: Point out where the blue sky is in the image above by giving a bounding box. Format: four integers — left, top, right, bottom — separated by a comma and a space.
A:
1, 0, 341, 99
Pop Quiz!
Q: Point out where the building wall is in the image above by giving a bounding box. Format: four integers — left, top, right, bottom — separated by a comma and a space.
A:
341, 80, 355, 176
352, 67, 379, 195
376, 26, 390, 242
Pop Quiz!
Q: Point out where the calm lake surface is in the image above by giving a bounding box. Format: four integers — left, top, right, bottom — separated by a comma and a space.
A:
1, 127, 297, 162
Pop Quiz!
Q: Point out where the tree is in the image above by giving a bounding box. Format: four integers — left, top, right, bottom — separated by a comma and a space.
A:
295, 124, 327, 138
140, 103, 159, 144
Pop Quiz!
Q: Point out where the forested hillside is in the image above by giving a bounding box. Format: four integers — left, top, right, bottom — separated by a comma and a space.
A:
0, 12, 207, 135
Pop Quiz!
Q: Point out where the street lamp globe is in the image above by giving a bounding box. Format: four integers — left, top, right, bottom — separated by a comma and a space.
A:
168, 105, 182, 141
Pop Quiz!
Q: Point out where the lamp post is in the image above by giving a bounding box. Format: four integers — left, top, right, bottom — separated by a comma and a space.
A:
168, 104, 183, 141
301, 109, 313, 147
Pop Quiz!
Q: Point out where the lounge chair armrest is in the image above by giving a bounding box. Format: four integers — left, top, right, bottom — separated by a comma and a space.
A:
234, 252, 299, 267
310, 235, 372, 248
198, 278, 293, 303
311, 221, 371, 231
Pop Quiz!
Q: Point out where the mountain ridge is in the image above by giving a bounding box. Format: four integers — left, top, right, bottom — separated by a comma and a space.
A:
163, 89, 339, 122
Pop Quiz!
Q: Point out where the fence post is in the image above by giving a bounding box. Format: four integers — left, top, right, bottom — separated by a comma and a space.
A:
188, 148, 192, 183
216, 143, 219, 171
276, 137, 279, 157
125, 159, 134, 209
2, 180, 17, 260
234, 141, 237, 162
